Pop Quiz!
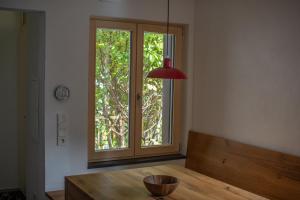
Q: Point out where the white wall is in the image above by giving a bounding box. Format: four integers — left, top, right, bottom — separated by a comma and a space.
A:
193, 0, 300, 156
0, 0, 195, 193
0, 10, 19, 190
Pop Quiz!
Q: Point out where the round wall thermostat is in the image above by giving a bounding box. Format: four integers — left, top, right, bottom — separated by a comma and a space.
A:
54, 85, 70, 102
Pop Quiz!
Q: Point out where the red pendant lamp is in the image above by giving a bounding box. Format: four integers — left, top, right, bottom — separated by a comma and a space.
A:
146, 0, 187, 80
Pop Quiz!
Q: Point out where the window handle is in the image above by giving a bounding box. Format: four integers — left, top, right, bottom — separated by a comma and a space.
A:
137, 93, 141, 101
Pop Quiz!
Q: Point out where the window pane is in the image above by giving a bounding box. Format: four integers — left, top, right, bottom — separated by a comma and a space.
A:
95, 28, 131, 151
142, 32, 174, 147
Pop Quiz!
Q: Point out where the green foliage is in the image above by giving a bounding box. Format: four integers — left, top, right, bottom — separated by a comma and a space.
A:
95, 29, 165, 151
142, 32, 164, 146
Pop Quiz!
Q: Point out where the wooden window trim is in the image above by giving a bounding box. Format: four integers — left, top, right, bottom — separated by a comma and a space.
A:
88, 17, 185, 162
88, 20, 137, 161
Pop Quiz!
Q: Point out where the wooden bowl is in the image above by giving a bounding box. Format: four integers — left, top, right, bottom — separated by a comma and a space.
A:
143, 175, 179, 197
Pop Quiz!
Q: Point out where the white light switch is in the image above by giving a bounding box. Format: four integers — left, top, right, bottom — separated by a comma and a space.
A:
57, 113, 67, 136
56, 112, 68, 146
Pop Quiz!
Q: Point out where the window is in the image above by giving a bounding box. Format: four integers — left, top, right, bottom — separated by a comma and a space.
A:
88, 18, 184, 162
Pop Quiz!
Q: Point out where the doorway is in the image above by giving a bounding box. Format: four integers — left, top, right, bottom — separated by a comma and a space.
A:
0, 9, 45, 200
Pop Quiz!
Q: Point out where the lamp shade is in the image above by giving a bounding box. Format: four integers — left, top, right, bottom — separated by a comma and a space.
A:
146, 58, 187, 79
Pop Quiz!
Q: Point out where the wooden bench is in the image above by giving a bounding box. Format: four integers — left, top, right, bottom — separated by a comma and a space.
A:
186, 131, 300, 200
46, 190, 65, 200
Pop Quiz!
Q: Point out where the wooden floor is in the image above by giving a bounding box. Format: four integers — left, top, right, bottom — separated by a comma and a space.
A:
46, 190, 64, 200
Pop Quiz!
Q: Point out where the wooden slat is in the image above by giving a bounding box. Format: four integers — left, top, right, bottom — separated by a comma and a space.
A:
65, 165, 268, 200
186, 131, 300, 200
46, 190, 65, 200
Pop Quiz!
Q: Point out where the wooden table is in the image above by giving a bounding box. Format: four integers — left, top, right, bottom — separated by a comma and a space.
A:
65, 165, 269, 200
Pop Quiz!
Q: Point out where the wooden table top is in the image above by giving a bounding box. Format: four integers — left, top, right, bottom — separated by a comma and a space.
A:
65, 165, 269, 200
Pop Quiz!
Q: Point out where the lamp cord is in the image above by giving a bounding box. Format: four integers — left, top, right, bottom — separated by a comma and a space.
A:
166, 0, 170, 58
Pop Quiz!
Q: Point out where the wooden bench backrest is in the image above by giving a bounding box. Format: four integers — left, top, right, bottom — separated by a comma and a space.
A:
186, 131, 300, 200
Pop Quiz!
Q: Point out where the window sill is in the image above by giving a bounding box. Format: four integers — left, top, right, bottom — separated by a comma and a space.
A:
88, 154, 186, 169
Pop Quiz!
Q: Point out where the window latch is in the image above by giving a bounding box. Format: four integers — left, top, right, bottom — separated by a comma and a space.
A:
137, 93, 141, 101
